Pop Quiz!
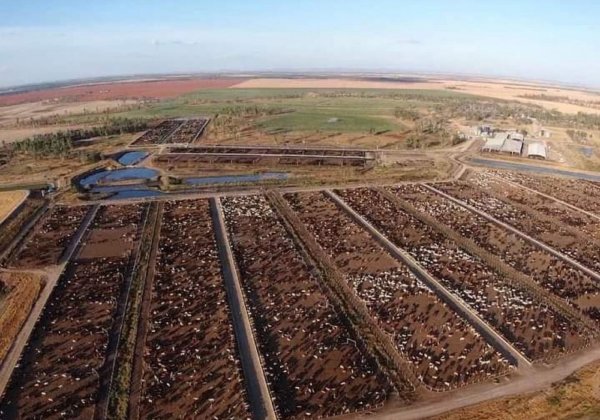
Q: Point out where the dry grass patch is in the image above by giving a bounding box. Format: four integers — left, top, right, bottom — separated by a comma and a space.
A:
0, 272, 43, 364
0, 190, 28, 223
435, 362, 600, 420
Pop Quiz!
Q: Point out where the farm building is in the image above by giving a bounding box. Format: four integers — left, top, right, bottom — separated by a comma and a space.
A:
481, 133, 508, 152
508, 132, 525, 142
526, 142, 547, 160
481, 131, 525, 156
477, 125, 494, 137
501, 138, 524, 155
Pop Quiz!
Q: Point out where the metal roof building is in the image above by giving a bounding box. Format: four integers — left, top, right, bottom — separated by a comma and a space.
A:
526, 142, 547, 159
501, 138, 524, 155
509, 132, 525, 141
481, 133, 508, 152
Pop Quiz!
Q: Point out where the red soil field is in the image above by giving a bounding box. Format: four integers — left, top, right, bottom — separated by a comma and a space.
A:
0, 78, 247, 107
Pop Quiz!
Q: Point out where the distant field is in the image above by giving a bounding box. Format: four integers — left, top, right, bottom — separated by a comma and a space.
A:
0, 190, 28, 223
233, 78, 600, 114
110, 88, 470, 134
0, 125, 88, 144
0, 78, 246, 106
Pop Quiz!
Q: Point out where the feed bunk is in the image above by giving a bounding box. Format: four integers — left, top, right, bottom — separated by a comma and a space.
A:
284, 191, 510, 390
223, 195, 392, 418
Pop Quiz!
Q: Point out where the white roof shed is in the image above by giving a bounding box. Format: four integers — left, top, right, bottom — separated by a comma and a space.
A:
527, 142, 547, 159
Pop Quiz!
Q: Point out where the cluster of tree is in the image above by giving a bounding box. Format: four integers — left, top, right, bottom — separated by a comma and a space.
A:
10, 117, 148, 158
76, 150, 103, 163
414, 117, 448, 134
394, 107, 421, 121
219, 105, 288, 117
13, 104, 148, 128
566, 129, 590, 143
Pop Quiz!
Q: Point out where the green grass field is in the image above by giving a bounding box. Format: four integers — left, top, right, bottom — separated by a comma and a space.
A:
101, 88, 474, 134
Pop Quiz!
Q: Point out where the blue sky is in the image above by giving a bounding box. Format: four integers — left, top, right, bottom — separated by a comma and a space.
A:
1, 0, 599, 88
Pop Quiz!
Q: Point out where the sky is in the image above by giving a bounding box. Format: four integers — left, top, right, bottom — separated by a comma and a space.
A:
1, 0, 599, 88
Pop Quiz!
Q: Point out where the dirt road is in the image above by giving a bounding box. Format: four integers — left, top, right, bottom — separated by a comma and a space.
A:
375, 342, 600, 419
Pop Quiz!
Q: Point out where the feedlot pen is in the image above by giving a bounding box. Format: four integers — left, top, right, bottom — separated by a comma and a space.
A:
2, 172, 600, 419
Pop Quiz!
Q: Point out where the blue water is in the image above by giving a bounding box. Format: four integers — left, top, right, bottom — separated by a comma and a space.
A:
184, 172, 289, 186
79, 168, 159, 187
117, 151, 149, 166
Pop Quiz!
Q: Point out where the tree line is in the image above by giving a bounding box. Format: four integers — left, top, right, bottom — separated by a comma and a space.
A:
10, 117, 148, 157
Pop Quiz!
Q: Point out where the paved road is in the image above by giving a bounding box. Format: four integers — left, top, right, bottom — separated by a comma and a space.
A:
325, 189, 531, 369
211, 198, 277, 420
424, 184, 600, 284
0, 204, 98, 398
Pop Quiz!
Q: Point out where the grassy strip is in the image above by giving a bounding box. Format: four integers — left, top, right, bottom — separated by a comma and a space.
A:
107, 202, 162, 419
